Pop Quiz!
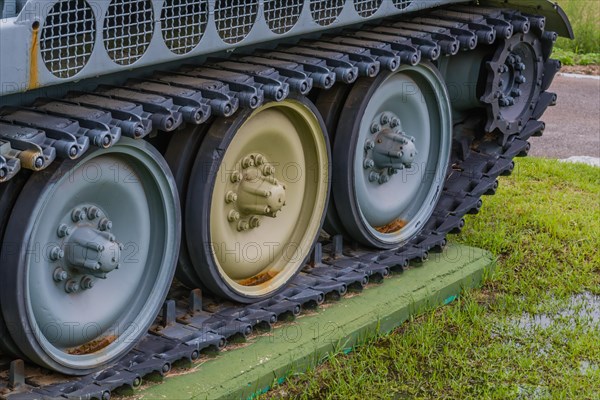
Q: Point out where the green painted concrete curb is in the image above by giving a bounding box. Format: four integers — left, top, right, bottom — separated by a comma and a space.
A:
138, 244, 494, 400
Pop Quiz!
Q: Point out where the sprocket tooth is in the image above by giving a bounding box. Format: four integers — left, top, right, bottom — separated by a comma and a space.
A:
542, 59, 562, 91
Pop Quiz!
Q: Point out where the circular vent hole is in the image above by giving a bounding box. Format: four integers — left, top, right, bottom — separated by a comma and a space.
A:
393, 0, 412, 11
214, 0, 258, 44
354, 0, 382, 18
310, 0, 345, 26
40, 0, 96, 79
103, 0, 154, 66
264, 0, 303, 35
161, 0, 208, 55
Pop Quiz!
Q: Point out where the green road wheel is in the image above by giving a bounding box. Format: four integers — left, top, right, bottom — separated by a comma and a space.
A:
0, 138, 180, 375
331, 65, 452, 248
186, 98, 330, 303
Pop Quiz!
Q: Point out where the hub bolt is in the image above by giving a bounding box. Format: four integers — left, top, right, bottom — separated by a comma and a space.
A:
516, 75, 527, 84
57, 224, 71, 238
380, 114, 390, 125
87, 207, 100, 220
363, 159, 375, 169
49, 246, 64, 261
53, 268, 68, 282
511, 89, 522, 97
515, 62, 526, 71
228, 210, 240, 222
225, 191, 238, 203
81, 276, 94, 290
379, 174, 390, 184
98, 218, 113, 231
365, 140, 375, 151
390, 118, 400, 128
65, 280, 80, 294
71, 208, 85, 222
371, 123, 381, 134
230, 171, 242, 183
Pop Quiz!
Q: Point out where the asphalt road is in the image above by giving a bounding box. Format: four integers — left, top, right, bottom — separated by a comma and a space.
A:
528, 74, 600, 159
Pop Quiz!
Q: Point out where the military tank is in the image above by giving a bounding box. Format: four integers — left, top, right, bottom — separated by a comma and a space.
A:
0, 0, 572, 397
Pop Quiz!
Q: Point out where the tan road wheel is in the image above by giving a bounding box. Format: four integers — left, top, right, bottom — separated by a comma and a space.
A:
185, 98, 330, 303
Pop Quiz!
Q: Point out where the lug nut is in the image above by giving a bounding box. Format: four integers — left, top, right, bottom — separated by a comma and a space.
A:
230, 171, 242, 183
515, 62, 526, 71
65, 280, 80, 294
380, 114, 390, 124
511, 89, 522, 97
81, 276, 94, 290
368, 171, 380, 182
71, 208, 85, 222
49, 246, 64, 261
364, 140, 375, 150
225, 191, 238, 203
87, 207, 100, 220
249, 216, 261, 229
516, 75, 526, 84
379, 174, 390, 184
237, 221, 250, 232
98, 218, 113, 231
390, 118, 400, 128
53, 268, 68, 282
371, 123, 381, 133
57, 224, 71, 238
363, 159, 375, 169
241, 156, 254, 169
228, 210, 240, 222
254, 154, 265, 166
262, 165, 275, 176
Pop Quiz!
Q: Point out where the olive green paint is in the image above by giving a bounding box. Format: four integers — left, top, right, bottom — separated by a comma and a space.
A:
139, 244, 494, 400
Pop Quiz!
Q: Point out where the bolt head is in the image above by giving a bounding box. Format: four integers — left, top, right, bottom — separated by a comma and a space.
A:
390, 118, 400, 128
262, 165, 275, 176
87, 207, 100, 220
254, 154, 265, 166
81, 276, 94, 290
71, 209, 85, 222
249, 216, 261, 229
237, 221, 250, 232
516, 76, 526, 84
225, 191, 238, 203
380, 114, 390, 125
379, 175, 390, 184
371, 123, 381, 134
241, 156, 254, 169
368, 171, 380, 182
228, 210, 240, 222
53, 268, 68, 282
363, 159, 375, 169
65, 280, 80, 294
98, 218, 113, 231
49, 246, 64, 261
57, 224, 71, 238
364, 140, 375, 151
230, 171, 242, 183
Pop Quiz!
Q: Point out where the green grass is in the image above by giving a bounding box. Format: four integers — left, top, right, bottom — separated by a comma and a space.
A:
554, 0, 600, 57
262, 158, 600, 399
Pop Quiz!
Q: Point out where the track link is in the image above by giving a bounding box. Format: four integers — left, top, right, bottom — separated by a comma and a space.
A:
0, 5, 559, 399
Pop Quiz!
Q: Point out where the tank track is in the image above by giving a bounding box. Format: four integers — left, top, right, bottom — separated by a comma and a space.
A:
0, 5, 559, 399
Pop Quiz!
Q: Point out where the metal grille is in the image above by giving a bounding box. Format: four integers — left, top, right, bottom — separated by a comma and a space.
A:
392, 0, 412, 10
264, 0, 303, 34
354, 0, 381, 18
103, 0, 154, 65
161, 0, 208, 55
39, 0, 96, 78
310, 0, 345, 26
214, 0, 258, 44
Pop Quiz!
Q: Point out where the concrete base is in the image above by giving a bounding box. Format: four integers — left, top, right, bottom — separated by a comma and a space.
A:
139, 244, 494, 400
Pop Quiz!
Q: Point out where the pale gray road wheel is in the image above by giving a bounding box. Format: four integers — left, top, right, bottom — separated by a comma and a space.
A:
185, 98, 330, 303
0, 138, 180, 374
331, 64, 452, 248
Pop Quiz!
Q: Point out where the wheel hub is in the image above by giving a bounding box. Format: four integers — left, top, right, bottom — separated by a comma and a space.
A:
497, 52, 527, 108
51, 204, 123, 293
225, 153, 287, 232
364, 112, 418, 185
